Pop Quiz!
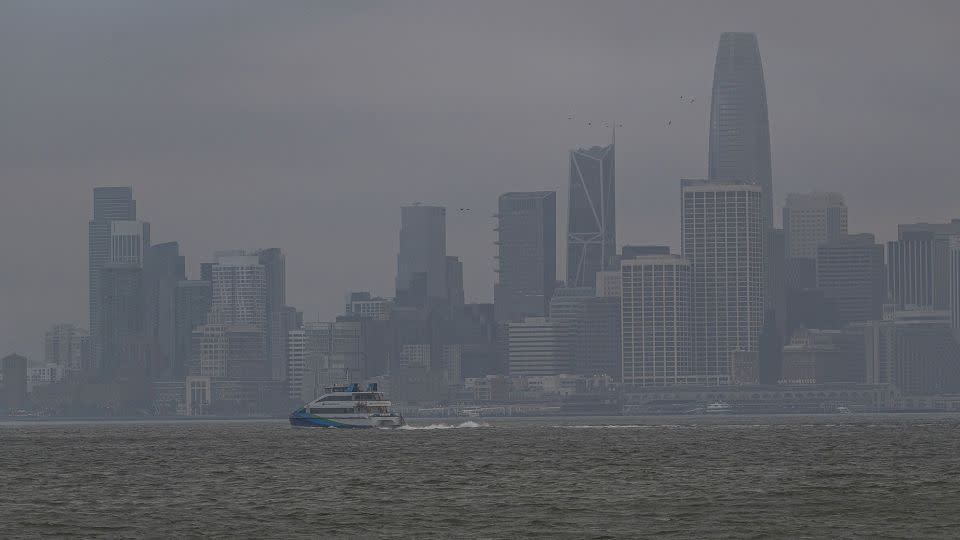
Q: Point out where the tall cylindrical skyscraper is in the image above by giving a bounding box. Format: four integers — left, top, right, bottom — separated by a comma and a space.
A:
708, 33, 773, 312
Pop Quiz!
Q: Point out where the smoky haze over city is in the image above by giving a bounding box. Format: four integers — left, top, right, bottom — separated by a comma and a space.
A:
4, 2, 960, 538
2, 1, 959, 359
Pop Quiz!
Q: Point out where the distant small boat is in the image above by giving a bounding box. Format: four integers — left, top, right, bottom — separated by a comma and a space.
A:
835, 405, 852, 414
705, 401, 733, 414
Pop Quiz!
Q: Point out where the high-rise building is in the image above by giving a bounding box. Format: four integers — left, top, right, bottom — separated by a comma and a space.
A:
345, 292, 392, 321
896, 221, 960, 329
507, 317, 575, 377
708, 32, 773, 311
89, 187, 136, 352
816, 234, 885, 324
207, 255, 267, 378
2, 354, 29, 411
43, 324, 91, 375
286, 329, 307, 400
494, 191, 557, 322
288, 322, 333, 401
681, 180, 764, 382
211, 255, 266, 328
781, 328, 865, 385
567, 144, 615, 288
952, 243, 960, 331
396, 204, 447, 307
143, 242, 185, 380
708, 32, 772, 235
98, 262, 145, 379
887, 231, 949, 310
192, 320, 265, 380
595, 271, 621, 298
92, 217, 150, 368
783, 193, 848, 259
174, 280, 212, 379
620, 245, 669, 259
862, 309, 960, 395
548, 288, 620, 379
270, 307, 303, 382
446, 256, 465, 311
255, 248, 287, 382
621, 255, 692, 387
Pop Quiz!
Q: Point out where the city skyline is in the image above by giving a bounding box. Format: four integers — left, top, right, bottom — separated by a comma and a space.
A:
3, 2, 960, 361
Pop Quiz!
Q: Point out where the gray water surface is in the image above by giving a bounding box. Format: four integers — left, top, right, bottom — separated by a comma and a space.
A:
3, 414, 960, 538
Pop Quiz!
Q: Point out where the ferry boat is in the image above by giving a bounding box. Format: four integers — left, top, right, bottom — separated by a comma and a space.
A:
289, 383, 405, 429
704, 401, 733, 414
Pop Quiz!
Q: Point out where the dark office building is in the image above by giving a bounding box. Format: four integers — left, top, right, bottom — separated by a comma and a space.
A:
887, 231, 949, 310
174, 280, 213, 378
98, 263, 145, 380
144, 242, 186, 380
494, 191, 557, 322
2, 354, 29, 411
816, 234, 885, 324
88, 187, 137, 372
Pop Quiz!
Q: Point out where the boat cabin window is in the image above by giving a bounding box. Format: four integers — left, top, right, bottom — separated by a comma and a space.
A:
354, 393, 379, 401
309, 407, 355, 415
319, 395, 353, 401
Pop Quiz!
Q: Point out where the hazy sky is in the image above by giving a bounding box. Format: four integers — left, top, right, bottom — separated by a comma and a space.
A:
2, 1, 958, 360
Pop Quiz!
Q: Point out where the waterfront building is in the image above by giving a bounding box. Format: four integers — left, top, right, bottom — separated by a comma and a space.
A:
548, 288, 620, 379
781, 328, 865, 385
507, 317, 575, 377
494, 191, 557, 322
861, 309, 960, 395
621, 255, 692, 387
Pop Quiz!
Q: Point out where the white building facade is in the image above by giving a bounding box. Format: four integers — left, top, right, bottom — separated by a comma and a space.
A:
682, 180, 764, 383
621, 255, 691, 387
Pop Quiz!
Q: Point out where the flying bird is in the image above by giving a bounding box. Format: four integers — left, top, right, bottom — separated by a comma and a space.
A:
690, 98, 695, 103
587, 122, 592, 126
667, 120, 672, 126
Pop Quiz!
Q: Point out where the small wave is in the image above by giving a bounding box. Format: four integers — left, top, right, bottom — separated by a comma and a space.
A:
397, 421, 490, 430
559, 424, 674, 429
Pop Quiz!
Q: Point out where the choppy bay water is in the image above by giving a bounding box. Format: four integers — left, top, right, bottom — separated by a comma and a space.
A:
3, 414, 960, 538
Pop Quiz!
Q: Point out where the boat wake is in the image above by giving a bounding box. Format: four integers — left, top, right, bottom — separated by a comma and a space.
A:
396, 420, 491, 430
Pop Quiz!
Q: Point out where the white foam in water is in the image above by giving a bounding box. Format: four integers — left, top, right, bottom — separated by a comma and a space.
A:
396, 420, 491, 430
